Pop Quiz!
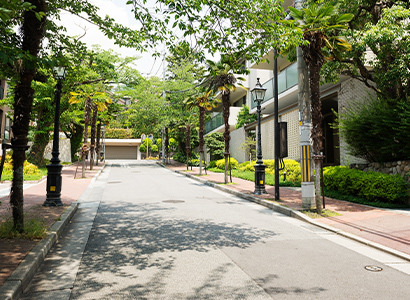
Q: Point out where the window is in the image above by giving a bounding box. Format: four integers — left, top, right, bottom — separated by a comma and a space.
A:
4, 117, 11, 141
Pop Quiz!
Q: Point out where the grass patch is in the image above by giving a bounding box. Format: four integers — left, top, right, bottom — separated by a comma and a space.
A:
207, 168, 300, 187
1, 167, 47, 181
301, 209, 342, 219
0, 217, 48, 240
324, 188, 410, 209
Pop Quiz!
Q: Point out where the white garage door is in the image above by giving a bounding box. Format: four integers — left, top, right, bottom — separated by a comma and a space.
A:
105, 146, 138, 159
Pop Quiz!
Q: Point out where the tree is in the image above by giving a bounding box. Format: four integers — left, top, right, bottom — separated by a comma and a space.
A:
205, 57, 245, 183
204, 132, 225, 161
0, 0, 169, 232
289, 2, 353, 213
235, 105, 257, 129
321, 0, 410, 102
184, 91, 218, 175
240, 136, 257, 162
69, 88, 112, 176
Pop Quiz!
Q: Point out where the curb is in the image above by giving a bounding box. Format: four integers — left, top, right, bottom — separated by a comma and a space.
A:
0, 203, 78, 300
161, 164, 410, 263
0, 163, 106, 300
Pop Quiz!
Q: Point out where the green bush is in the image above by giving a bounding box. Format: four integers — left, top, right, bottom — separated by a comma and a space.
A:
173, 151, 199, 164
188, 159, 205, 167
208, 160, 217, 168
337, 98, 410, 162
215, 158, 238, 170
238, 160, 256, 171
324, 166, 409, 203
238, 159, 301, 184
105, 128, 134, 139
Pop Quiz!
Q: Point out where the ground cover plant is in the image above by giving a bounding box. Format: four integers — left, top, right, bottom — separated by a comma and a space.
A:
0, 154, 47, 181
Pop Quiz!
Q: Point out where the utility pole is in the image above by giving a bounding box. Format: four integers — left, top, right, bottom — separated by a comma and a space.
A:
295, 0, 315, 208
162, 49, 166, 164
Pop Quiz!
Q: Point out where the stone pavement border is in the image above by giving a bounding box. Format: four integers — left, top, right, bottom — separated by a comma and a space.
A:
159, 163, 410, 263
0, 165, 105, 300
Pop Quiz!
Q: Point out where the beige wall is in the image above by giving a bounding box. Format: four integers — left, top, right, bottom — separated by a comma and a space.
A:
230, 127, 247, 164
258, 107, 300, 161
338, 78, 377, 166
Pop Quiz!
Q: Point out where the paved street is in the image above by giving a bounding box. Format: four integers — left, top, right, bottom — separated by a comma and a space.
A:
21, 160, 410, 299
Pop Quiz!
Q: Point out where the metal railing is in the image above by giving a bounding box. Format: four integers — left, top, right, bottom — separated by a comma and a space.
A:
251, 62, 298, 108
205, 111, 224, 134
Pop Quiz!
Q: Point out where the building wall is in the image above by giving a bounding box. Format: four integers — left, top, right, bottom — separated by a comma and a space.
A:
230, 127, 247, 164
338, 78, 377, 166
257, 107, 300, 162
280, 108, 300, 161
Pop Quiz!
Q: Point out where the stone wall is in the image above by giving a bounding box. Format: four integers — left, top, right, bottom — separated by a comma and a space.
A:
351, 161, 410, 183
44, 137, 71, 163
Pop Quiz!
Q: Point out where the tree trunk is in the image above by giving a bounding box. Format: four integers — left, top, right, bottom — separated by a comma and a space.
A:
70, 123, 83, 162
186, 124, 191, 170
89, 104, 97, 170
10, 0, 47, 232
222, 92, 231, 184
304, 51, 324, 214
95, 122, 101, 166
165, 127, 169, 164
82, 97, 92, 178
198, 106, 205, 175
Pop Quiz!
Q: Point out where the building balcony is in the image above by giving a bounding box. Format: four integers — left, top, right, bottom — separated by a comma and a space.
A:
204, 107, 241, 135
250, 62, 298, 114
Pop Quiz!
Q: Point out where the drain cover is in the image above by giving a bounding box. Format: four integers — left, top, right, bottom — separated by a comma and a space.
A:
162, 200, 185, 204
107, 181, 121, 184
365, 265, 383, 272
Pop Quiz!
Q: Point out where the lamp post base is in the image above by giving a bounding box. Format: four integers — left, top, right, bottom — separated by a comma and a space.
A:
254, 163, 267, 195
43, 163, 63, 206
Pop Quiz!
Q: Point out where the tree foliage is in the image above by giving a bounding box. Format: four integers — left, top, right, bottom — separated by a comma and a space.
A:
337, 98, 410, 163
320, 0, 410, 101
235, 105, 257, 129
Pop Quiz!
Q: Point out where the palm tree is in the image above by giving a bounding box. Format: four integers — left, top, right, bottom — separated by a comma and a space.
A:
184, 90, 218, 175
205, 58, 245, 183
69, 89, 112, 177
289, 2, 353, 213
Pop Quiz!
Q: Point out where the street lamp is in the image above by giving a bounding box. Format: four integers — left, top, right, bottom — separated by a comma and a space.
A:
252, 78, 267, 195
43, 64, 66, 206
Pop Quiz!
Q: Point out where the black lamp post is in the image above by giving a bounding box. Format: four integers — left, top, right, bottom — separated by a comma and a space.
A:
43, 65, 66, 207
252, 78, 267, 195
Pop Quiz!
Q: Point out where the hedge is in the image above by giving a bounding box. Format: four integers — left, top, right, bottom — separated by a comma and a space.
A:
238, 159, 301, 185
215, 158, 239, 170
323, 166, 408, 203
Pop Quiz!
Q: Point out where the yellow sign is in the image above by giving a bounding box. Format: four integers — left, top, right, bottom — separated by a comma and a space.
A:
299, 121, 302, 126
260, 180, 264, 184
50, 186, 56, 191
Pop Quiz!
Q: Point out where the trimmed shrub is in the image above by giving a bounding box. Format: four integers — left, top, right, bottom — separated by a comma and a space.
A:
238, 159, 301, 184
238, 160, 256, 172
105, 128, 135, 139
215, 158, 239, 170
324, 166, 408, 203
208, 160, 217, 168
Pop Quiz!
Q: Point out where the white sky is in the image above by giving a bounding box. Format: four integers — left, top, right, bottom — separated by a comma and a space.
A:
59, 0, 165, 77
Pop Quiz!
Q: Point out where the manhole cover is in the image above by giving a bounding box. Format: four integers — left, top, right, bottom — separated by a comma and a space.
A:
162, 200, 185, 204
107, 181, 121, 184
365, 265, 383, 272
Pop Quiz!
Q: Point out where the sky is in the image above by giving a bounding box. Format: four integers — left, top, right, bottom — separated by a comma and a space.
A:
59, 0, 166, 77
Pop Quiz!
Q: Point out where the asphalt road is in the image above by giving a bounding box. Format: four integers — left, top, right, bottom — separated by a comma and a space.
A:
21, 160, 410, 299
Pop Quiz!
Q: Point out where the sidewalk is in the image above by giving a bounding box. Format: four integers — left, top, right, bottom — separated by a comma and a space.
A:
0, 163, 103, 287
166, 162, 410, 258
